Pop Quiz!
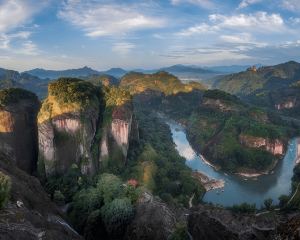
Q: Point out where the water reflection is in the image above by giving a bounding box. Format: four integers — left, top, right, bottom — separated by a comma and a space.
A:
167, 121, 297, 207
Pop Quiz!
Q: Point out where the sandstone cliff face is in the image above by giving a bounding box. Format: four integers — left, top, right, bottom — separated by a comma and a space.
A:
239, 134, 284, 155
39, 111, 99, 176
38, 79, 101, 177
99, 103, 139, 164
275, 97, 297, 110
0, 89, 40, 174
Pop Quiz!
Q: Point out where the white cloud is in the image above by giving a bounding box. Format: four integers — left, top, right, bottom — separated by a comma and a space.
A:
0, 31, 32, 50
209, 12, 285, 32
220, 34, 252, 44
290, 17, 300, 25
112, 42, 135, 55
177, 12, 286, 37
238, 0, 262, 9
171, 0, 214, 9
0, 0, 46, 56
0, 34, 10, 50
58, 0, 166, 37
219, 33, 268, 50
281, 0, 300, 12
177, 23, 217, 36
17, 41, 40, 56
0, 0, 46, 34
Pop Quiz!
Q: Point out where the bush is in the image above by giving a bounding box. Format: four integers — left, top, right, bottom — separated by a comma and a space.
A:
100, 198, 134, 237
169, 223, 190, 240
69, 187, 103, 232
53, 190, 65, 205
0, 172, 11, 209
278, 195, 290, 209
97, 173, 124, 204
229, 202, 256, 214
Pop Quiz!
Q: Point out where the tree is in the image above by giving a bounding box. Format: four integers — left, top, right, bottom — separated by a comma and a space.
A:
100, 198, 134, 237
278, 195, 290, 209
96, 173, 124, 204
264, 198, 273, 210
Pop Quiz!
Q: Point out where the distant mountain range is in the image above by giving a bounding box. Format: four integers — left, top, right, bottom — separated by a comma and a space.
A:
21, 64, 261, 85
2, 61, 298, 100
24, 67, 127, 79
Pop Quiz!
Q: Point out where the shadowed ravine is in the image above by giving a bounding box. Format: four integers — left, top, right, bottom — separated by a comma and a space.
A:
167, 120, 298, 207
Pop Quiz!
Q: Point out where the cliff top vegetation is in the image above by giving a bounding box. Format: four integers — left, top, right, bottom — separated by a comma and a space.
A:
0, 88, 38, 107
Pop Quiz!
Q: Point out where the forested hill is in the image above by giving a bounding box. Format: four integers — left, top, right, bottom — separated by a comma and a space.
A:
212, 61, 300, 96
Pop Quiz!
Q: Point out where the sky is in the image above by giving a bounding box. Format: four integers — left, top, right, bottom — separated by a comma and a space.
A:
0, 0, 300, 71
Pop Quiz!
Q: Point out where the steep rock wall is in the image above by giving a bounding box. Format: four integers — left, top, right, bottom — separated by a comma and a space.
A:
38, 79, 101, 177
0, 90, 40, 174
99, 104, 139, 164
39, 111, 99, 177
275, 97, 297, 110
239, 134, 284, 155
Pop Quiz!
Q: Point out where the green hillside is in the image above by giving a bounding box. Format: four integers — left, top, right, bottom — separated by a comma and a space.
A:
120, 71, 206, 95
213, 61, 300, 96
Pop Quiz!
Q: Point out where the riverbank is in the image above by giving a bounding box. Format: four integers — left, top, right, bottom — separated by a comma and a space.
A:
192, 171, 225, 191
169, 119, 298, 206
236, 159, 279, 178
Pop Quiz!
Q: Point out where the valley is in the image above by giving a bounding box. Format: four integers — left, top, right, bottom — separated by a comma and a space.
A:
169, 120, 299, 207
0, 61, 300, 239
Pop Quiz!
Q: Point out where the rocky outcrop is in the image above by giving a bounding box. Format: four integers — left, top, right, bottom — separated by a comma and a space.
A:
275, 97, 297, 110
202, 98, 238, 112
239, 134, 284, 155
277, 214, 300, 239
0, 153, 82, 240
125, 192, 176, 240
38, 79, 102, 176
188, 205, 281, 240
0, 88, 40, 174
99, 103, 139, 164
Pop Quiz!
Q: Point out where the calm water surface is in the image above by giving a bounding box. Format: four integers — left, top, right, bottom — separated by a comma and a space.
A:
167, 121, 298, 207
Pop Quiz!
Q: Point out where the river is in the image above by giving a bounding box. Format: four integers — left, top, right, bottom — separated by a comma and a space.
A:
167, 120, 298, 207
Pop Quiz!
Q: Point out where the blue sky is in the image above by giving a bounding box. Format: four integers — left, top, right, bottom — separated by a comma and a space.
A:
0, 0, 300, 71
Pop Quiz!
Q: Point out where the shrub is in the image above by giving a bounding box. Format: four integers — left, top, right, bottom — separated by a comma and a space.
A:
278, 195, 290, 209
100, 198, 134, 237
169, 223, 190, 240
229, 202, 256, 214
0, 172, 11, 209
96, 173, 124, 204
53, 190, 65, 205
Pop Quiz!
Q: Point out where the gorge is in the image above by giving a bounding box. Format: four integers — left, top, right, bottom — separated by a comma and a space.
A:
168, 120, 299, 207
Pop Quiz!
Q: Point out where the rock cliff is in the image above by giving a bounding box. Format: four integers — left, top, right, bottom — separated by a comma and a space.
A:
239, 134, 284, 155
188, 205, 281, 240
38, 78, 102, 176
125, 192, 177, 240
0, 88, 40, 174
275, 98, 297, 110
99, 103, 139, 164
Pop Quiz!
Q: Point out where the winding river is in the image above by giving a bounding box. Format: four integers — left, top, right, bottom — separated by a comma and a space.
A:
167, 120, 299, 207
